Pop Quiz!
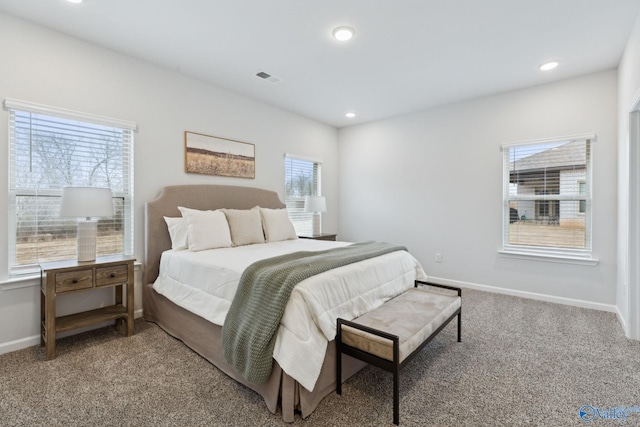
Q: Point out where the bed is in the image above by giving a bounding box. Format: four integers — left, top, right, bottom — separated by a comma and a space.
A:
143, 184, 426, 422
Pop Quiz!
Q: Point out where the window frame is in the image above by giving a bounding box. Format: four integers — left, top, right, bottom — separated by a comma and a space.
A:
4, 98, 136, 275
500, 133, 597, 264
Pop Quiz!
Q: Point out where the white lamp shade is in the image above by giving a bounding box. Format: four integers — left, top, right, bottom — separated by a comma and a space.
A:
304, 196, 326, 213
60, 187, 114, 218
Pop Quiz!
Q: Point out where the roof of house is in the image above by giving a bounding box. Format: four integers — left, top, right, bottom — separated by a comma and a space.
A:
511, 140, 587, 173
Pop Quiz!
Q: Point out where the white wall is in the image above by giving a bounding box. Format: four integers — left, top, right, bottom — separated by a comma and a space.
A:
617, 12, 640, 338
0, 13, 338, 353
338, 70, 618, 308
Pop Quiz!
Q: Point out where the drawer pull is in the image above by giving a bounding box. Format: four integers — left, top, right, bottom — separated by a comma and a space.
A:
110, 273, 116, 278
72, 279, 78, 284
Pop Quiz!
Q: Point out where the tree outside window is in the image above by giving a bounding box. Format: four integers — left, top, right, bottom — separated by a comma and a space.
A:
284, 155, 321, 235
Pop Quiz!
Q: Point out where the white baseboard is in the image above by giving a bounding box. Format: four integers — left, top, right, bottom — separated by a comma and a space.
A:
0, 309, 145, 356
0, 335, 41, 356
427, 275, 618, 313
615, 305, 629, 336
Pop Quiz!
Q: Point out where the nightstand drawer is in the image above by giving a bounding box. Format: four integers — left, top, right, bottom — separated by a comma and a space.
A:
96, 265, 128, 287
55, 269, 93, 293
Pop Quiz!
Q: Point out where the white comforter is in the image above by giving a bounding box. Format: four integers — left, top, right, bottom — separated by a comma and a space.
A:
152, 239, 426, 391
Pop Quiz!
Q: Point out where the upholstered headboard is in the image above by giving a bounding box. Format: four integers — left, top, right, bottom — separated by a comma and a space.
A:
143, 185, 285, 286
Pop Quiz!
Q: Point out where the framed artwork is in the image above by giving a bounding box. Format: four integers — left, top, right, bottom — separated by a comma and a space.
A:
184, 131, 255, 179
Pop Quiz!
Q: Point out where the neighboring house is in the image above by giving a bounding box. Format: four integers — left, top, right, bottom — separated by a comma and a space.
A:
509, 140, 586, 228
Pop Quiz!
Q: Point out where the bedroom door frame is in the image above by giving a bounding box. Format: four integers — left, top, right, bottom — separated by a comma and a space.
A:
628, 98, 640, 340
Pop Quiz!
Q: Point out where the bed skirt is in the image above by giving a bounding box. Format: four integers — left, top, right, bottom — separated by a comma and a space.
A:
142, 282, 366, 422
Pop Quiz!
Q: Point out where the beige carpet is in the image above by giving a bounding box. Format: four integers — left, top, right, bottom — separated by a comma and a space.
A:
1, 289, 639, 426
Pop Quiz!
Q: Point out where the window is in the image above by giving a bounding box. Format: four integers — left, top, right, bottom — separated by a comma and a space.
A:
284, 154, 321, 235
4, 99, 136, 275
578, 181, 586, 214
535, 189, 559, 219
502, 134, 593, 258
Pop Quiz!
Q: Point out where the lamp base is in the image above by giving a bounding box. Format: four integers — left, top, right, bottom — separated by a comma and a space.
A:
77, 220, 98, 262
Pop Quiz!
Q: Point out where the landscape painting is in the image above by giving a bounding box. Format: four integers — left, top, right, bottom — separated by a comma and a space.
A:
185, 131, 255, 179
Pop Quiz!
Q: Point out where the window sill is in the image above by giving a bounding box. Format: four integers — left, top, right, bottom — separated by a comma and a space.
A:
498, 250, 599, 266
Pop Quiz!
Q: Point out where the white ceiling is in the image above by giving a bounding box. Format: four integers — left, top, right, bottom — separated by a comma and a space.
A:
1, 0, 640, 128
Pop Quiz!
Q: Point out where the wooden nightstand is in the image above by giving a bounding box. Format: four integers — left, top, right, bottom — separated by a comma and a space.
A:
298, 233, 337, 241
39, 255, 135, 360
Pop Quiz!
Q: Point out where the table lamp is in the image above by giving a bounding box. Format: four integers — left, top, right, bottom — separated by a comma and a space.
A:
60, 187, 114, 262
304, 195, 326, 214
304, 196, 326, 234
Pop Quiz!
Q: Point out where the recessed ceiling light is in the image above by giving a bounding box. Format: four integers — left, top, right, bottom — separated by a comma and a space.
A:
345, 112, 356, 118
66, 0, 83, 3
333, 26, 355, 42
540, 61, 559, 71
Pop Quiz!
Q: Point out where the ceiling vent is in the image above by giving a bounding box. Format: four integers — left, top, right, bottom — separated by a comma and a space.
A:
255, 71, 282, 84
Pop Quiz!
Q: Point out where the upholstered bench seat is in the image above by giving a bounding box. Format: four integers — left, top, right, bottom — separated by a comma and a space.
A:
337, 281, 462, 425
340, 288, 461, 362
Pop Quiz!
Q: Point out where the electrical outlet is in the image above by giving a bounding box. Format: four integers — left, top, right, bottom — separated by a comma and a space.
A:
435, 253, 442, 263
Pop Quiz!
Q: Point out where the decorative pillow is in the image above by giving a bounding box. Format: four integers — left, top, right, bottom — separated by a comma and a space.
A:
163, 216, 188, 250
259, 207, 298, 242
222, 207, 265, 246
177, 206, 232, 251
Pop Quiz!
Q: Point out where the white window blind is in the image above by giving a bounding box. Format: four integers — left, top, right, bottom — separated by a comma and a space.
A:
4, 99, 136, 274
284, 154, 321, 235
502, 134, 593, 258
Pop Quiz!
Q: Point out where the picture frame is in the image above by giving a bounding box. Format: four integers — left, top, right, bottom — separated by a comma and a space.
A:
184, 131, 255, 179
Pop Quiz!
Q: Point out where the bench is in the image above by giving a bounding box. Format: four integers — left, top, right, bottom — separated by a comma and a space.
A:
336, 280, 462, 425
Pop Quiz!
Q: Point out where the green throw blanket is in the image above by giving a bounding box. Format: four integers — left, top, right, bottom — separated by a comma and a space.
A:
222, 241, 407, 385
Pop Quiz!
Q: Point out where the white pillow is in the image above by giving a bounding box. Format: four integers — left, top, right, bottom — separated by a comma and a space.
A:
223, 207, 265, 246
163, 216, 188, 250
259, 207, 298, 242
178, 206, 232, 251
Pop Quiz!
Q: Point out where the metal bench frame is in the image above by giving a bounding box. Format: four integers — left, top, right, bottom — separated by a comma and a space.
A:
336, 280, 462, 425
